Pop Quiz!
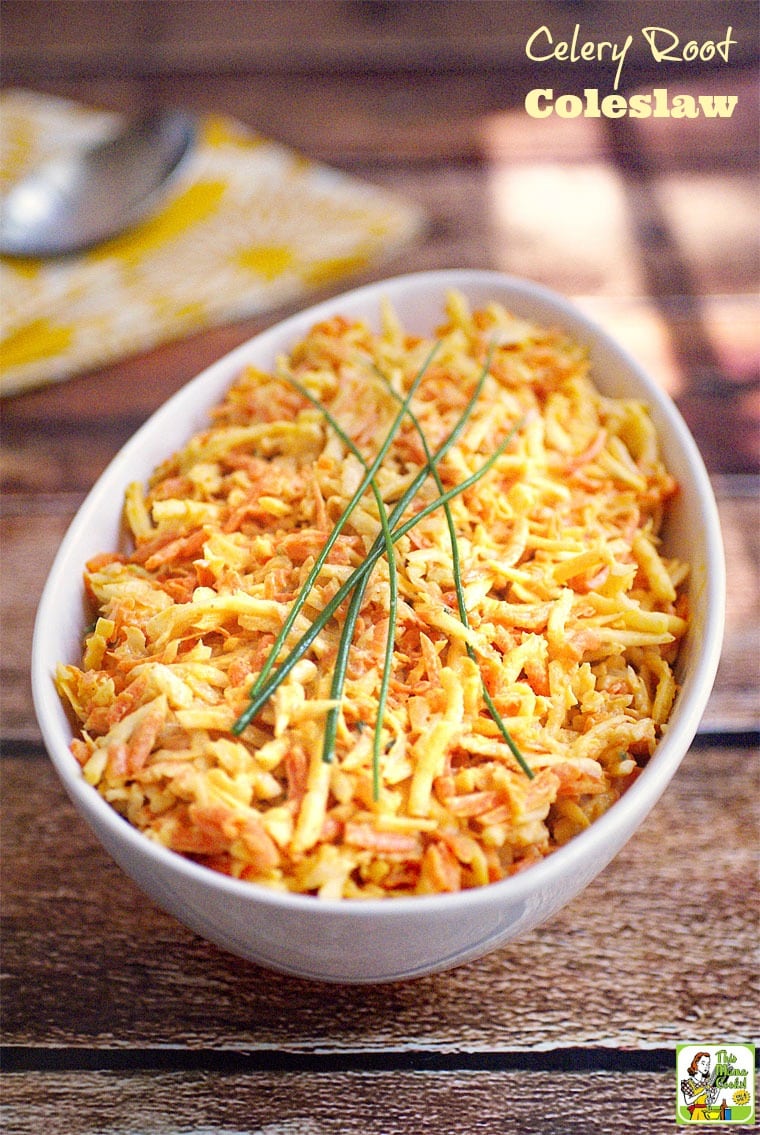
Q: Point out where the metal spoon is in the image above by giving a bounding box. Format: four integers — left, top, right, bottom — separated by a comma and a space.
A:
0, 108, 197, 258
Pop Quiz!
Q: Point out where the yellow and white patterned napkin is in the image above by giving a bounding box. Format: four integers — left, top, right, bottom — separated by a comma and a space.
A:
0, 90, 425, 396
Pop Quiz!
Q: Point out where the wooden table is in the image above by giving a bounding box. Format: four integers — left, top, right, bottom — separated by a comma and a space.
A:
2, 4, 758, 1131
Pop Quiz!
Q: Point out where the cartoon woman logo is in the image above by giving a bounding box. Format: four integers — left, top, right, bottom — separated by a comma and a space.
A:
680, 1051, 719, 1120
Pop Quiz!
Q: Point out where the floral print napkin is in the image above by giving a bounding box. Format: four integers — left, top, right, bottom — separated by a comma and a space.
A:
1, 90, 424, 395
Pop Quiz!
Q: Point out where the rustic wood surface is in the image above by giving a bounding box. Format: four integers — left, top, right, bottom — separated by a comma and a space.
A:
1, 3, 758, 1132
0, 1070, 699, 1135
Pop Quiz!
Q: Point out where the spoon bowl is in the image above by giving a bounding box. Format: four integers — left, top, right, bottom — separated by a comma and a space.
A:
0, 108, 197, 258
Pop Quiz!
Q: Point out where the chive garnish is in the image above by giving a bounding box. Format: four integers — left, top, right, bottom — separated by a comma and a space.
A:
232, 426, 522, 731
376, 359, 533, 779
321, 559, 371, 771
264, 366, 401, 795
269, 368, 401, 795
230, 333, 530, 795
233, 341, 488, 736
236, 341, 440, 715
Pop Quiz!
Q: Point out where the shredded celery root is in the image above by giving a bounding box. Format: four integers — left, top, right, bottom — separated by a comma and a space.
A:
56, 292, 689, 898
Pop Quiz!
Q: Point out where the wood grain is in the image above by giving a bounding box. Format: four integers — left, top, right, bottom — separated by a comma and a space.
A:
0, 1069, 686, 1135
2, 744, 756, 1048
5, 0, 757, 78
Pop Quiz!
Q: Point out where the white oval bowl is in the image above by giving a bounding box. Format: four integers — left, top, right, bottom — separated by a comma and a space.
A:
32, 270, 725, 983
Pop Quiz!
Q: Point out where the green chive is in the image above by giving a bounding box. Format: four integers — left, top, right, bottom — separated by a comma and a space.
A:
375, 357, 533, 779
321, 562, 371, 767
234, 342, 439, 715
269, 368, 401, 789
276, 373, 401, 790
232, 375, 522, 735
316, 409, 528, 780
232, 342, 439, 737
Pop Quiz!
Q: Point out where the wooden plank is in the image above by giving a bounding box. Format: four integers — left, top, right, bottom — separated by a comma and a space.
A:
5, 0, 756, 77
6, 65, 758, 167
2, 483, 753, 742
2, 744, 756, 1048
0, 1069, 684, 1135
0, 512, 72, 740
711, 483, 760, 730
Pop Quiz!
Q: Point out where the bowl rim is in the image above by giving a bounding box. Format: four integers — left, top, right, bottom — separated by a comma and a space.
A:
32, 268, 726, 919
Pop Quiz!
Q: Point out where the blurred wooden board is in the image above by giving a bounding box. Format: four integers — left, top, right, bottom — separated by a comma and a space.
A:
5, 0, 757, 78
